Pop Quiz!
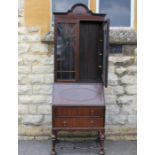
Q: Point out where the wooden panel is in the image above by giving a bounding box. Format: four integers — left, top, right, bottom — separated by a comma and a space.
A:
53, 83, 105, 106
53, 118, 104, 128
54, 107, 104, 117
102, 20, 110, 87
80, 22, 102, 82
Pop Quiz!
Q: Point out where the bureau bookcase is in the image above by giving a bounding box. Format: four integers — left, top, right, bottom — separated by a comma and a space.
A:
51, 4, 109, 155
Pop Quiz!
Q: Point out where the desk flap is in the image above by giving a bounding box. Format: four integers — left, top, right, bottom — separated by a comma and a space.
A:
53, 83, 105, 106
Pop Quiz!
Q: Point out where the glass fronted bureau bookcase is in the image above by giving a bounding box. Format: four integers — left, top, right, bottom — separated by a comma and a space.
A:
51, 4, 109, 155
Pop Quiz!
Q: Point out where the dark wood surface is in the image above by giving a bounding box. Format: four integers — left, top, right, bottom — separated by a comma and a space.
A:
52, 4, 109, 155
53, 118, 104, 128
54, 4, 109, 85
80, 21, 102, 82
52, 83, 104, 106
53, 106, 104, 117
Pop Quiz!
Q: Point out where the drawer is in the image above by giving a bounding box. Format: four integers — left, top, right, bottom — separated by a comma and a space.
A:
53, 118, 104, 128
53, 107, 104, 117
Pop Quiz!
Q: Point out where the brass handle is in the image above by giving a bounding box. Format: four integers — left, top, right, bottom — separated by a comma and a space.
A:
90, 120, 94, 125
91, 110, 94, 115
99, 53, 102, 56
63, 121, 68, 127
99, 39, 103, 42
98, 65, 102, 68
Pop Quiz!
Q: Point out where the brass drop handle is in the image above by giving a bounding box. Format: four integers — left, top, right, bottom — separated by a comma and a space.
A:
99, 39, 103, 42
99, 53, 102, 56
90, 120, 94, 125
91, 110, 94, 115
98, 65, 102, 68
63, 120, 68, 127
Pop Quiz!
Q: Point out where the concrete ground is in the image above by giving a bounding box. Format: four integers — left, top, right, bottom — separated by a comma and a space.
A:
19, 140, 137, 155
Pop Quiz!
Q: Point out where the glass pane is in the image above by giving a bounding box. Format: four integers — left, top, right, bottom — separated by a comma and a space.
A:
52, 0, 88, 13
99, 0, 131, 27
56, 23, 76, 80
57, 72, 75, 80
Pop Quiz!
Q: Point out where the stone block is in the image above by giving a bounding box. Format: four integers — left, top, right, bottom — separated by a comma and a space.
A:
42, 31, 54, 42
125, 85, 137, 94
18, 43, 30, 54
21, 54, 54, 65
105, 124, 137, 140
128, 115, 137, 124
31, 95, 52, 104
32, 65, 53, 73
38, 105, 51, 114
117, 95, 136, 105
18, 105, 28, 114
18, 57, 24, 65
106, 105, 120, 114
105, 95, 117, 105
18, 125, 51, 136
33, 85, 53, 94
121, 75, 137, 84
109, 29, 137, 44
19, 95, 32, 104
111, 115, 128, 125
28, 105, 37, 114
108, 63, 115, 74
105, 86, 124, 95
19, 95, 52, 104
18, 85, 32, 94
108, 73, 118, 85
40, 55, 54, 65
18, 17, 24, 26
122, 45, 137, 55
115, 67, 126, 75
42, 115, 51, 125
18, 27, 27, 35
106, 115, 129, 125
18, 74, 29, 84
44, 74, 54, 84
27, 27, 39, 33
29, 74, 44, 84
121, 103, 137, 115
127, 66, 137, 74
109, 56, 135, 66
19, 34, 40, 42
18, 66, 31, 74
114, 86, 125, 95
20, 115, 43, 125
31, 43, 48, 53
21, 55, 40, 65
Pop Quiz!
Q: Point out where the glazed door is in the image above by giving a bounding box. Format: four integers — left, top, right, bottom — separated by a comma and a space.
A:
55, 20, 79, 82
102, 20, 110, 87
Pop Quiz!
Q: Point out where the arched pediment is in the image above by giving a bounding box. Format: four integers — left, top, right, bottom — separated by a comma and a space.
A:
53, 3, 106, 17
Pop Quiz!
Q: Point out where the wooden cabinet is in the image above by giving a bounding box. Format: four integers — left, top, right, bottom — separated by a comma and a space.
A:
52, 3, 109, 155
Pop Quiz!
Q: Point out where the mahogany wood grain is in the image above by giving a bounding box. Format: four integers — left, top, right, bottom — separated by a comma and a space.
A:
53, 107, 104, 117
53, 117, 104, 128
52, 4, 109, 155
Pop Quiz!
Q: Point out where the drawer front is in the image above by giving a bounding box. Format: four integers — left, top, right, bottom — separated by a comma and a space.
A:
53, 107, 104, 117
53, 118, 104, 128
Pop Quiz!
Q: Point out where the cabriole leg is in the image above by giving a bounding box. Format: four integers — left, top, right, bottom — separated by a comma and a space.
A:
99, 130, 105, 155
51, 131, 57, 155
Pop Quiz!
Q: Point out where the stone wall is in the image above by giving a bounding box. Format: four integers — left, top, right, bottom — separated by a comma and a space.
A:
18, 2, 137, 140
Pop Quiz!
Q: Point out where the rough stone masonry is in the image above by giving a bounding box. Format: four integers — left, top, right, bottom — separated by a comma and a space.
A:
18, 4, 137, 140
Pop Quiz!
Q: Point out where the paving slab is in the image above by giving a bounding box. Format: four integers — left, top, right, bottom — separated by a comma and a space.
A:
19, 140, 137, 155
